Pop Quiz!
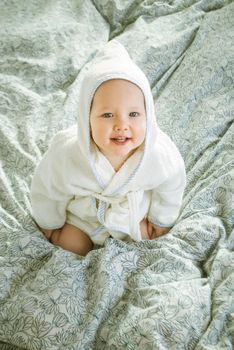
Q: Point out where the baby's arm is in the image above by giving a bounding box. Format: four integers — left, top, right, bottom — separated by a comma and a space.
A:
148, 167, 186, 232
30, 132, 75, 233
41, 224, 93, 256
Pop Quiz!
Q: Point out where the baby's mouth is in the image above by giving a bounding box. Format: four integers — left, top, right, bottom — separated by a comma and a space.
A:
110, 137, 131, 144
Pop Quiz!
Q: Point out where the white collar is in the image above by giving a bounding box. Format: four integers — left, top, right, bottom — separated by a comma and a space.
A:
92, 142, 144, 191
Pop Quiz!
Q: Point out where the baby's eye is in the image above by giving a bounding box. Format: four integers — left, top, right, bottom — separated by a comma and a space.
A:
129, 112, 139, 117
103, 113, 113, 118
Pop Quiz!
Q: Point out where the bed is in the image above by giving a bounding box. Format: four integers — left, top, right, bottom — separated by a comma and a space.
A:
0, 0, 233, 349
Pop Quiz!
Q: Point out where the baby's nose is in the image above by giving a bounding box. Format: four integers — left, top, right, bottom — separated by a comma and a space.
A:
114, 125, 128, 131
114, 124, 129, 132
114, 118, 129, 131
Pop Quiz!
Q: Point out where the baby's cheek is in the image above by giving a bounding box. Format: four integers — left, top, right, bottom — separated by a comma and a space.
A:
136, 126, 146, 142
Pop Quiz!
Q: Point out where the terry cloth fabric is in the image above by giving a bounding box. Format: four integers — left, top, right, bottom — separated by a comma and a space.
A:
30, 40, 186, 245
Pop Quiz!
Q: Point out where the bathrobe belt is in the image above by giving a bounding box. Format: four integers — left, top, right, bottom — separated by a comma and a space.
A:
92, 191, 142, 241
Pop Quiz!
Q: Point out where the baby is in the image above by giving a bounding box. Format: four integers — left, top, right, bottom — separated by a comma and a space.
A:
30, 40, 186, 256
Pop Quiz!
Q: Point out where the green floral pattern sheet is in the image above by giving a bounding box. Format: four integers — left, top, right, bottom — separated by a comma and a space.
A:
0, 0, 233, 349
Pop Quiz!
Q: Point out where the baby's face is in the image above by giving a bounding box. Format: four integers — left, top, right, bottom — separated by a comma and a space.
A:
90, 79, 146, 170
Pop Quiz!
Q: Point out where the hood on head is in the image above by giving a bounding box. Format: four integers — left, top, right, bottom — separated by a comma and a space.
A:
76, 40, 158, 190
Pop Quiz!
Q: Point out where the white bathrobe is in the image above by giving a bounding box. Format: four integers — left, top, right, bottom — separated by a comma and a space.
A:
30, 40, 186, 245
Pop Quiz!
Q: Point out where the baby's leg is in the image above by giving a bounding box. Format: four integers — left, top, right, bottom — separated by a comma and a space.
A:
50, 223, 93, 256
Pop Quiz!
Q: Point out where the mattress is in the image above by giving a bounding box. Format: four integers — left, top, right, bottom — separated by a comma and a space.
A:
0, 0, 233, 349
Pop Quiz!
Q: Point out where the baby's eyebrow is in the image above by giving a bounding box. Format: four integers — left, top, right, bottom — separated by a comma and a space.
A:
97, 106, 144, 111
98, 107, 112, 111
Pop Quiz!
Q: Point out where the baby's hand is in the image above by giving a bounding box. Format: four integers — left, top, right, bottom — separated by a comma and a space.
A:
148, 223, 170, 239
140, 218, 170, 240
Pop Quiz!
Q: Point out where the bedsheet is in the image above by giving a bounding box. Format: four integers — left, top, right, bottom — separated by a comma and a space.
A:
0, 0, 233, 349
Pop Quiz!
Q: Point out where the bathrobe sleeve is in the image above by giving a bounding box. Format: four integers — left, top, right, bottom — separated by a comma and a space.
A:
30, 133, 74, 230
148, 162, 186, 228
